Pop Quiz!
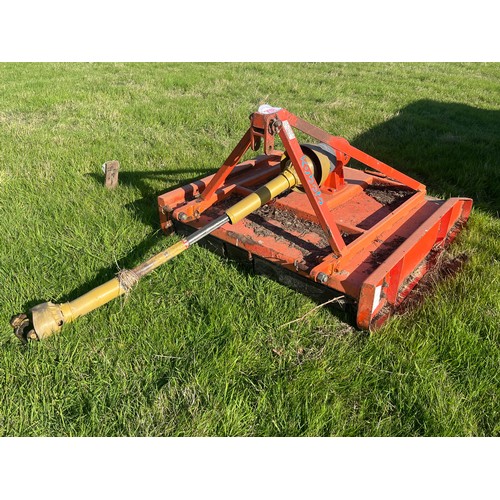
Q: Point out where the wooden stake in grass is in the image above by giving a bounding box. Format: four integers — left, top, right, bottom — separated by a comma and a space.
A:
103, 160, 120, 189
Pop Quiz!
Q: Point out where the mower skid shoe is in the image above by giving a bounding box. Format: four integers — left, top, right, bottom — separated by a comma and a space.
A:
358, 197, 473, 330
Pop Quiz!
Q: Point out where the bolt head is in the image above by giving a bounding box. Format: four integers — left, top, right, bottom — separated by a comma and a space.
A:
317, 272, 329, 284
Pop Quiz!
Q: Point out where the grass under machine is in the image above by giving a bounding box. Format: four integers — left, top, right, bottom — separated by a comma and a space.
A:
11, 105, 472, 342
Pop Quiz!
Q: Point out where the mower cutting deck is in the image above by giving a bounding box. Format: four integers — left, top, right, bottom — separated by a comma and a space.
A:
158, 105, 472, 330
11, 105, 472, 342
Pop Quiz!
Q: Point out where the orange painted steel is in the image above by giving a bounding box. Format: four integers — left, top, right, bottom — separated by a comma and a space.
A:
158, 107, 472, 330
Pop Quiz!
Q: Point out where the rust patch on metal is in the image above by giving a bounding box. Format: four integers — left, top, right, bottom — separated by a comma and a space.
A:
367, 235, 406, 266
225, 230, 260, 247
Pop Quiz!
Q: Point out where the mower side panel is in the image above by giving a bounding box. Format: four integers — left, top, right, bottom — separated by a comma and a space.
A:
357, 197, 473, 329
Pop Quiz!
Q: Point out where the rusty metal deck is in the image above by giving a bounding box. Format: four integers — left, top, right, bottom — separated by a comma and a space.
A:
158, 160, 472, 329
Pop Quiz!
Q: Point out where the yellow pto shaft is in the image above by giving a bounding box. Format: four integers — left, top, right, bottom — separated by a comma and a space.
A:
11, 165, 300, 342
22, 239, 189, 341
225, 167, 298, 223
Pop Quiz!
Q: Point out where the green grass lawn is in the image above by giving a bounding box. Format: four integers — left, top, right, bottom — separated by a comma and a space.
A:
0, 63, 498, 436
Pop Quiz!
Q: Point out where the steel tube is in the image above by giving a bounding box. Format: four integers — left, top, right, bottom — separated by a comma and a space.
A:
185, 215, 230, 245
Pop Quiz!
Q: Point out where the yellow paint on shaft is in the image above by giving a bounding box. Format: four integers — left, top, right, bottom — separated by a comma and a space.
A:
61, 278, 125, 322
226, 169, 298, 224
30, 240, 190, 339
133, 240, 188, 277
62, 240, 189, 322
28, 168, 299, 340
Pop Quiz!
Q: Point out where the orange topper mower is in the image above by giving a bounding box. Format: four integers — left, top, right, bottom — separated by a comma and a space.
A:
11, 105, 472, 342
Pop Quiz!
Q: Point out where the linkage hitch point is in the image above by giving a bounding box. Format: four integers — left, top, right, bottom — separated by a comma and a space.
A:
10, 302, 66, 343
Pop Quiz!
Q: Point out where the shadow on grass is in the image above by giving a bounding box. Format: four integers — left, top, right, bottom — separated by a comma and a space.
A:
18, 100, 496, 334
351, 99, 499, 214
11, 170, 214, 333
87, 168, 213, 230
18, 231, 167, 315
